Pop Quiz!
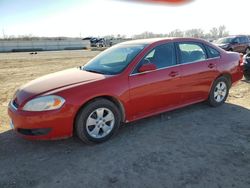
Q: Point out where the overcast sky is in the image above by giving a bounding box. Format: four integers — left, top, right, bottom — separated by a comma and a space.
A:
0, 0, 249, 38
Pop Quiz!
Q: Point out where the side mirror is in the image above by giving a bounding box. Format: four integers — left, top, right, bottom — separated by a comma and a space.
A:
138, 63, 157, 73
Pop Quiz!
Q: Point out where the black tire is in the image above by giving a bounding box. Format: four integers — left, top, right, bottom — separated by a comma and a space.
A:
75, 98, 121, 144
208, 77, 230, 107
244, 70, 250, 80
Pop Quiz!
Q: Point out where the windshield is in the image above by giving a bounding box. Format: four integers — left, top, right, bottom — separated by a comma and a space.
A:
216, 37, 234, 44
82, 44, 146, 75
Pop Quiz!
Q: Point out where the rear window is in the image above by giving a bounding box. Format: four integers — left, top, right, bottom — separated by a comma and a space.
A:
178, 43, 207, 64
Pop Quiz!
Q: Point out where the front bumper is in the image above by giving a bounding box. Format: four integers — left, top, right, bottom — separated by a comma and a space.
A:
8, 101, 74, 140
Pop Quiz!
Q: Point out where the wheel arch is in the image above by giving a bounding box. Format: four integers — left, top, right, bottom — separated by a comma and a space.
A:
99, 95, 126, 122
220, 73, 232, 87
73, 95, 126, 133
209, 73, 232, 95
214, 73, 232, 87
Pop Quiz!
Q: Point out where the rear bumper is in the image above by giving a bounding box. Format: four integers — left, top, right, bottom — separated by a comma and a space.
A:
8, 102, 74, 140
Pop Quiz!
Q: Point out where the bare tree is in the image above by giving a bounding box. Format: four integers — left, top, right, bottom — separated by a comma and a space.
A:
168, 29, 184, 37
209, 25, 229, 39
133, 31, 161, 39
209, 27, 219, 39
185, 29, 204, 38
2, 29, 6, 39
218, 25, 229, 38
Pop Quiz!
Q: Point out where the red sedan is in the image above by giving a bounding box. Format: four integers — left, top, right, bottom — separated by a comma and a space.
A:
8, 38, 243, 143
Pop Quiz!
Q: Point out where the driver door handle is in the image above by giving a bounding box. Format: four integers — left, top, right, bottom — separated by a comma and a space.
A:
208, 63, 215, 69
169, 71, 179, 77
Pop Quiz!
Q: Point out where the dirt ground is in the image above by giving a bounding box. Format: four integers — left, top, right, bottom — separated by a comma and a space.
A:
0, 50, 250, 188
0, 50, 99, 133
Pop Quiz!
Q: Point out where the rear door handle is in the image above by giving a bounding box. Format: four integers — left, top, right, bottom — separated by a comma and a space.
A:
169, 71, 179, 77
208, 63, 215, 69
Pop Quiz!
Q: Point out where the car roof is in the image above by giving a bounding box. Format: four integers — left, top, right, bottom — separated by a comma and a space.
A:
119, 37, 207, 46
223, 35, 248, 38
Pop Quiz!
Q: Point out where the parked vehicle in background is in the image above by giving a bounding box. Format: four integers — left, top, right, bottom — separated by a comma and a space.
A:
214, 35, 250, 54
82, 37, 131, 48
243, 53, 250, 80
82, 37, 107, 48
8, 38, 244, 144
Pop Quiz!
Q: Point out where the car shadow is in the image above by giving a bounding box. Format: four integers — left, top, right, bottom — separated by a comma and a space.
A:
242, 79, 250, 84
0, 102, 250, 188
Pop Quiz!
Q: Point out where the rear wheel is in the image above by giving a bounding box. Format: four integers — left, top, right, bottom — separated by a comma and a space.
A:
75, 99, 121, 144
244, 70, 250, 80
208, 77, 229, 107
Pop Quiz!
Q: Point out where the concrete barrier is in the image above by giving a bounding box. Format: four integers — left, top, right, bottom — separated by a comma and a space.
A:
0, 40, 90, 52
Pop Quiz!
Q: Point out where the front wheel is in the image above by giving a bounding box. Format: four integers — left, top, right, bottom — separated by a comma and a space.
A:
208, 77, 230, 107
75, 99, 121, 144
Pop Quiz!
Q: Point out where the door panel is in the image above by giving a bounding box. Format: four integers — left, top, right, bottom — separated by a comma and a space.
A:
238, 37, 247, 53
129, 67, 182, 118
232, 37, 242, 52
176, 42, 218, 104
128, 42, 182, 119
179, 59, 218, 103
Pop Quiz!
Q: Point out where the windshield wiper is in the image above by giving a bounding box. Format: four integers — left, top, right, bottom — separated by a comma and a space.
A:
81, 67, 104, 74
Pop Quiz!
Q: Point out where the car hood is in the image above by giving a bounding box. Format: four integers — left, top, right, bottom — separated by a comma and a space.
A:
214, 43, 229, 47
15, 68, 106, 106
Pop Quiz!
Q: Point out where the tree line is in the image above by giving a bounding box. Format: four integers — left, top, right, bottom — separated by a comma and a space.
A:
0, 25, 229, 41
132, 25, 229, 40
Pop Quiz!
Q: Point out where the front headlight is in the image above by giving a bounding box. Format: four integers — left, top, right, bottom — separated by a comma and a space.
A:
23, 95, 65, 112
220, 44, 229, 49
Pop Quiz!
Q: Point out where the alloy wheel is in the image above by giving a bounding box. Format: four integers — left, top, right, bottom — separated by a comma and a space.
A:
214, 81, 227, 103
86, 108, 115, 138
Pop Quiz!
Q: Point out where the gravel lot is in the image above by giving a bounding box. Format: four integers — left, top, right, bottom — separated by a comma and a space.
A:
0, 50, 250, 188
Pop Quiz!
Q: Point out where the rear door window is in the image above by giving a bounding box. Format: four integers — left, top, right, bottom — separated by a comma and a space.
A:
239, 37, 246, 43
177, 43, 207, 64
233, 37, 240, 44
243, 36, 249, 43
